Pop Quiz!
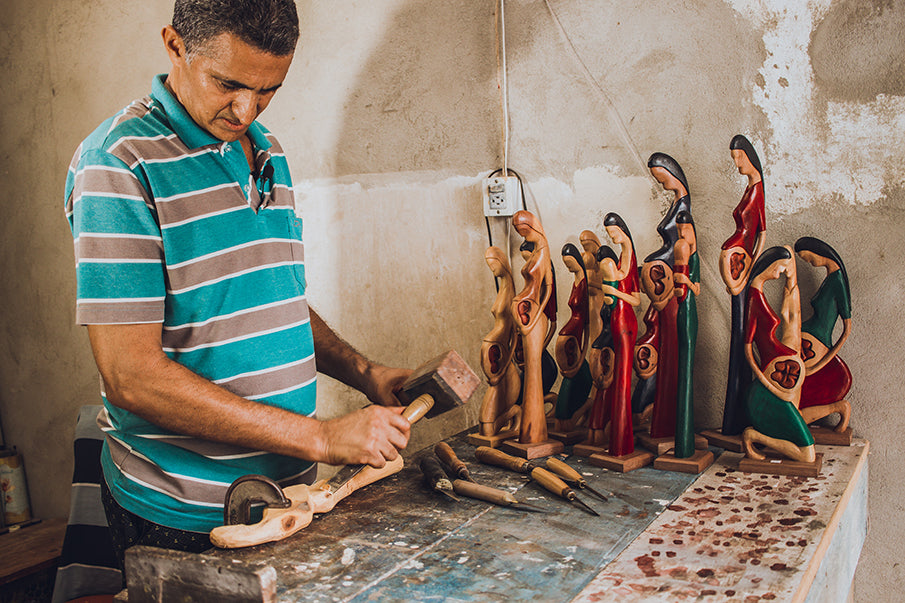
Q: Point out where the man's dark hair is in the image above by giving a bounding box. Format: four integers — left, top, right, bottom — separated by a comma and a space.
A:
173, 0, 299, 56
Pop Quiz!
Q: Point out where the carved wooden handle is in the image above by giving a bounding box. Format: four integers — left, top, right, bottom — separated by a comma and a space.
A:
475, 446, 533, 474
452, 479, 518, 506
530, 467, 571, 499
545, 457, 583, 485
434, 441, 469, 480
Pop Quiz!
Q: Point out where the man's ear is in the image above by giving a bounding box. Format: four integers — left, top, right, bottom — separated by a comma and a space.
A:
162, 25, 187, 63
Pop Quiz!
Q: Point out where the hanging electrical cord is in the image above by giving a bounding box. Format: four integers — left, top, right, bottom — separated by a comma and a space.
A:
542, 0, 650, 179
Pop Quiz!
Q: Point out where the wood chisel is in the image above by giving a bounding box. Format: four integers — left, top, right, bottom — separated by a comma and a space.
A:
475, 446, 599, 516
530, 467, 600, 516
451, 479, 546, 512
434, 441, 475, 482
420, 456, 460, 501
545, 457, 609, 502
475, 446, 538, 475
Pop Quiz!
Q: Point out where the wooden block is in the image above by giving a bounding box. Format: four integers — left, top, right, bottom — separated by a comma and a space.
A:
738, 453, 824, 478
653, 449, 715, 474
547, 428, 586, 446
588, 449, 654, 473
466, 430, 518, 449
636, 434, 674, 456
694, 434, 709, 450
499, 438, 564, 460
810, 426, 853, 446
700, 429, 745, 453
572, 442, 608, 458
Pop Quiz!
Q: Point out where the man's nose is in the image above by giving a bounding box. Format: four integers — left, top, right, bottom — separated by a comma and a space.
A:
232, 92, 258, 125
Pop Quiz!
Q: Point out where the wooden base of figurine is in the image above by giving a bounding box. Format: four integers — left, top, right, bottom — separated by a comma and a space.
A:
547, 428, 587, 446
467, 429, 519, 449
637, 433, 708, 456
809, 426, 853, 446
738, 452, 824, 478
500, 438, 564, 460
653, 449, 715, 474
588, 449, 654, 473
700, 429, 745, 453
572, 441, 609, 458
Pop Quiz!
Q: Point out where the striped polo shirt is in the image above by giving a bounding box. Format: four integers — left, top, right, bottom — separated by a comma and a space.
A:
65, 74, 317, 533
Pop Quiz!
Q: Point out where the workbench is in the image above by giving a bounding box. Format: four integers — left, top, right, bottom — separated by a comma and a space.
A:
125, 434, 868, 602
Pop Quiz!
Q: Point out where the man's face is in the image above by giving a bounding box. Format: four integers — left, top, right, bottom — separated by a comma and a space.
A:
163, 27, 293, 142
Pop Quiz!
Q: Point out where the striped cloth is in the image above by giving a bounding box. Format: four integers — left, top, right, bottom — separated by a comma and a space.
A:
64, 75, 317, 533
51, 406, 122, 602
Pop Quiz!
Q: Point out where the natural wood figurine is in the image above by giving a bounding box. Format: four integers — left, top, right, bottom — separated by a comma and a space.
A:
704, 135, 766, 452
739, 246, 821, 477
549, 243, 594, 444
468, 246, 522, 448
580, 230, 606, 348
501, 210, 564, 459
576, 244, 618, 457
653, 211, 714, 474
637, 152, 687, 454
517, 240, 559, 415
795, 236, 853, 445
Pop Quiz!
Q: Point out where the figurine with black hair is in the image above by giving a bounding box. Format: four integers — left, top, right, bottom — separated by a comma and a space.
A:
739, 246, 821, 476
704, 135, 766, 452
795, 236, 853, 445
548, 243, 595, 444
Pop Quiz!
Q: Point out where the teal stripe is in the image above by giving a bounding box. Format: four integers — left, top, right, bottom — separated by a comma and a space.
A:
77, 262, 164, 300
161, 208, 295, 264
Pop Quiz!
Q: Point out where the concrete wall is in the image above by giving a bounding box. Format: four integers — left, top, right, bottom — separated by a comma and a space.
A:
0, 0, 901, 599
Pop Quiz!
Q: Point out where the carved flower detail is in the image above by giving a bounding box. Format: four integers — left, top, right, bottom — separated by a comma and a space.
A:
800, 339, 815, 361
729, 252, 747, 280
771, 360, 801, 389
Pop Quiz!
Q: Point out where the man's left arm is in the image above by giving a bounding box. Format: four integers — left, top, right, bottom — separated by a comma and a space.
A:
309, 308, 411, 407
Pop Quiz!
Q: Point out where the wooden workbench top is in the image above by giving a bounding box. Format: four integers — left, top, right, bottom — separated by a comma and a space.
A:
126, 434, 869, 602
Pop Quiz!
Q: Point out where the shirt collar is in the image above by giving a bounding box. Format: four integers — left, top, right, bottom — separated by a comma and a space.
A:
150, 74, 272, 153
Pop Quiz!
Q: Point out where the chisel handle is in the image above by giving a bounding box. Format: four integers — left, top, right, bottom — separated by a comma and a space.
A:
434, 442, 470, 480
545, 457, 584, 486
452, 479, 518, 505
475, 446, 535, 474
420, 456, 454, 492
403, 394, 435, 424
530, 467, 573, 500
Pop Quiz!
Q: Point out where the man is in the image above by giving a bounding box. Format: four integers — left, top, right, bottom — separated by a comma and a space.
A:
64, 0, 412, 570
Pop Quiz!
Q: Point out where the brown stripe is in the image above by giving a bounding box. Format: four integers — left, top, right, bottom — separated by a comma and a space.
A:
166, 239, 304, 293
74, 164, 151, 203
109, 133, 196, 165
76, 235, 163, 261
163, 298, 310, 350
77, 301, 164, 325
155, 184, 247, 227
218, 358, 317, 399
107, 436, 229, 505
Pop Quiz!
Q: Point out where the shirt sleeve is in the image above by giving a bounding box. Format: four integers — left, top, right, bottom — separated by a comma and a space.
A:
66, 148, 166, 324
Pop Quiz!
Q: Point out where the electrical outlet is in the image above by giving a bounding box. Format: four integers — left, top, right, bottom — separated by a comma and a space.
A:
482, 176, 521, 217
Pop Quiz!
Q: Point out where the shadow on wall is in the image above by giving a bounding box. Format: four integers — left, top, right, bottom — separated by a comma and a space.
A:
324, 0, 768, 429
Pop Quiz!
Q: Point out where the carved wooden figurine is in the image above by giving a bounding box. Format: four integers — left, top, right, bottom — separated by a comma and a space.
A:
550, 243, 594, 443
631, 304, 659, 430
577, 245, 619, 455
501, 210, 564, 459
517, 241, 559, 413
468, 246, 522, 448
580, 230, 606, 347
739, 246, 821, 477
586, 214, 655, 472
704, 135, 766, 451
652, 211, 714, 473
795, 236, 853, 445
637, 152, 687, 454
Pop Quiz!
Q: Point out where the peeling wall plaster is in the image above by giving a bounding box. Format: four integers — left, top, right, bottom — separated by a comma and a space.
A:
728, 0, 905, 212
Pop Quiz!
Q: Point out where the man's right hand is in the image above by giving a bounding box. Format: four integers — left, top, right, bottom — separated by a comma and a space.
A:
319, 405, 411, 468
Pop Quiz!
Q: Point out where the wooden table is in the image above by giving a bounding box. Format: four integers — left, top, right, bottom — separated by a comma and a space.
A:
125, 435, 868, 603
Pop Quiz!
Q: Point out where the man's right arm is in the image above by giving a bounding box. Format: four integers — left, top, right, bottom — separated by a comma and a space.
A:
87, 323, 411, 468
